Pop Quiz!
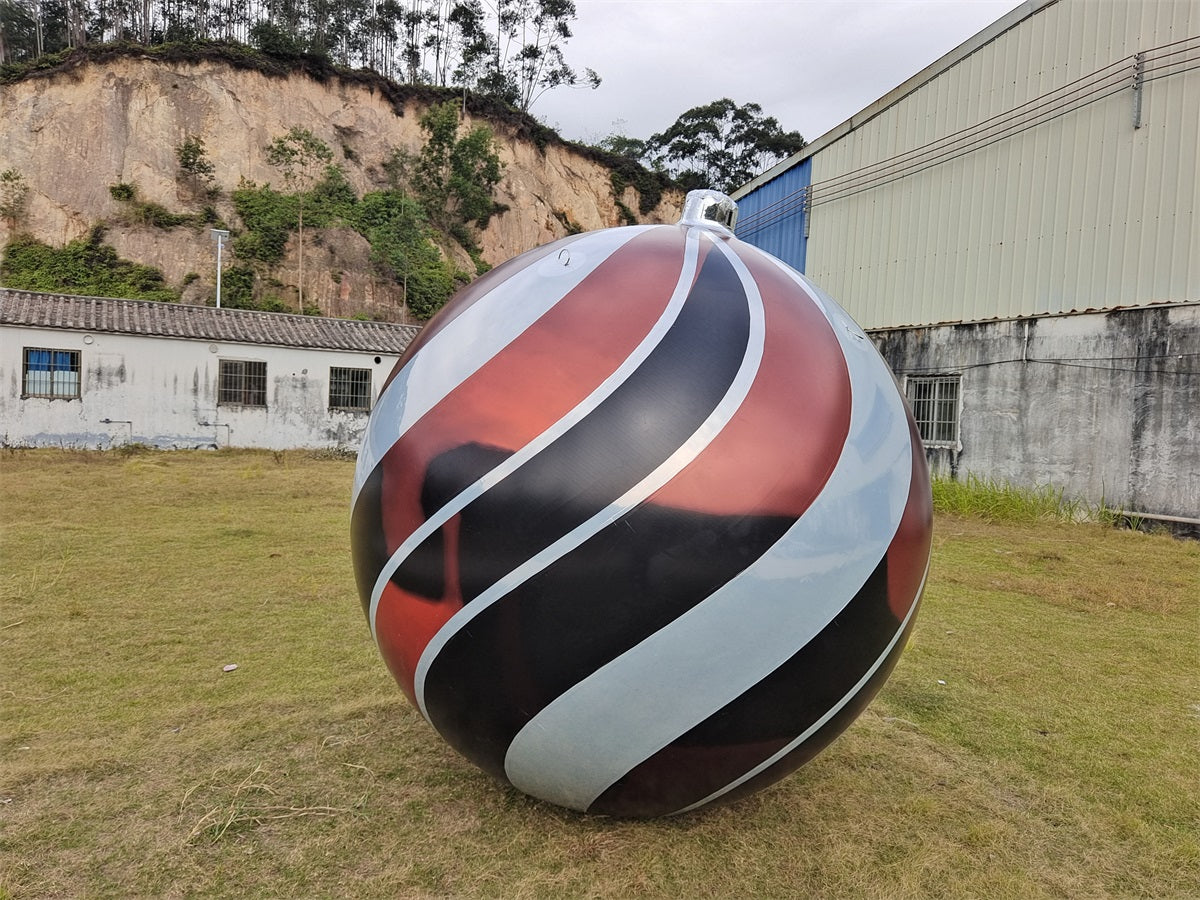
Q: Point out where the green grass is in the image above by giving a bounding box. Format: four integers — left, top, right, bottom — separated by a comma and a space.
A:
931, 473, 1163, 531
1, 450, 1197, 898
932, 472, 1094, 523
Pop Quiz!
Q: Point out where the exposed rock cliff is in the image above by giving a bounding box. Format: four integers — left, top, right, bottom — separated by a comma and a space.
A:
0, 49, 682, 321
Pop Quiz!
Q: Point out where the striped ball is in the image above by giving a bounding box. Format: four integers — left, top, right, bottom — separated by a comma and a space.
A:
351, 194, 932, 818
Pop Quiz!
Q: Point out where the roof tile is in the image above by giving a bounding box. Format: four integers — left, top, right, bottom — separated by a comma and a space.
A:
0, 289, 421, 353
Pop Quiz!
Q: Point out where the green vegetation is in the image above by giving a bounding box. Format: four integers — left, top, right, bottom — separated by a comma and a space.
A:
604, 98, 806, 194
109, 181, 212, 229
211, 264, 269, 311
232, 160, 466, 321
382, 101, 506, 283
230, 181, 299, 264
609, 172, 639, 226
1, 178, 202, 301
0, 227, 178, 301
176, 135, 218, 201
608, 163, 673, 216
931, 473, 1133, 526
0, 166, 29, 228
176, 136, 215, 181
0, 1, 597, 113
354, 189, 465, 320
264, 126, 335, 313
552, 209, 583, 235
0, 449, 1196, 898
223, 118, 495, 319
0, 115, 483, 321
108, 181, 136, 202
406, 100, 505, 230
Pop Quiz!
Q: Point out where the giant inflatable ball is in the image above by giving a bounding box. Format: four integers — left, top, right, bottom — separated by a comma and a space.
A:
351, 190, 932, 818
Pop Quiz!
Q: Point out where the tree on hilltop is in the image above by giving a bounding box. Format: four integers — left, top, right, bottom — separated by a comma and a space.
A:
0, 0, 598, 112
628, 98, 806, 194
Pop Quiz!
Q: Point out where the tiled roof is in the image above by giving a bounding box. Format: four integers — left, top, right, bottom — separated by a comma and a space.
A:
0, 289, 421, 353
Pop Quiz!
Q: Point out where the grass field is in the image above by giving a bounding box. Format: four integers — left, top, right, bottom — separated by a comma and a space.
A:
2, 449, 1197, 898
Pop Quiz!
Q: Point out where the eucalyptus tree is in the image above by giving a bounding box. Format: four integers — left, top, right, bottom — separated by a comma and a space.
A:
264, 126, 333, 313
0, 0, 37, 61
484, 0, 597, 111
0, 0, 74, 59
448, 0, 488, 96
646, 98, 806, 193
513, 0, 598, 110
0, 0, 601, 112
399, 0, 424, 81
63, 0, 84, 45
422, 0, 451, 85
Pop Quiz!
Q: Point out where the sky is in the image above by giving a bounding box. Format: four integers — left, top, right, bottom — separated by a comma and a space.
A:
534, 0, 1025, 146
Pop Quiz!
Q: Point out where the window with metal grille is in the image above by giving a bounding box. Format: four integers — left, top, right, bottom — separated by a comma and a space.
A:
218, 359, 267, 407
905, 375, 961, 447
329, 367, 372, 411
23, 347, 81, 399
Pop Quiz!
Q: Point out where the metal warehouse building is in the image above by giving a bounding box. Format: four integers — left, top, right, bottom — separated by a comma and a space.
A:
734, 0, 1199, 527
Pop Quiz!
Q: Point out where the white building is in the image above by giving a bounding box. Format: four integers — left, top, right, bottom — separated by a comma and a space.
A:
1, 289, 419, 450
734, 0, 1199, 527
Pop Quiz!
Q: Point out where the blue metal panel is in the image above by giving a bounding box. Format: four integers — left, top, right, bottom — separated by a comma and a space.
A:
734, 159, 811, 272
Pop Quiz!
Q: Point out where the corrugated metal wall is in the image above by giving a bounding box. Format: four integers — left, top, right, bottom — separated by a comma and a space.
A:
732, 158, 811, 272
795, 0, 1199, 329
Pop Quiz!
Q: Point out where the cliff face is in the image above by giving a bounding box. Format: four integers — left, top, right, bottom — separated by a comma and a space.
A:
0, 53, 682, 320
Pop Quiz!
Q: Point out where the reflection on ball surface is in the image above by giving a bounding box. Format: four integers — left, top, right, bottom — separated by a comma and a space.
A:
351, 190, 932, 818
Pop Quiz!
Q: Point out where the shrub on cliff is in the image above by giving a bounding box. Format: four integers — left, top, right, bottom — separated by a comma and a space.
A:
353, 189, 464, 320
1, 228, 178, 302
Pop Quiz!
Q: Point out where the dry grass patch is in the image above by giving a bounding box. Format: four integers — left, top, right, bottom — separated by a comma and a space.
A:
1, 449, 1197, 898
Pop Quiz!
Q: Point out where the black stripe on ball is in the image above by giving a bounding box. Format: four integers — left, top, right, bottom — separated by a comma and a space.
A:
417, 245, 753, 777
588, 553, 902, 817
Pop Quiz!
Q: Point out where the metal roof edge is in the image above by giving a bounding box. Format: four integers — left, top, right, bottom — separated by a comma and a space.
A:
733, 0, 1058, 200
863, 299, 1199, 334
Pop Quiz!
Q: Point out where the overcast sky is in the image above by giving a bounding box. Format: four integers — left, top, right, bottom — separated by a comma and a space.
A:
534, 0, 1025, 147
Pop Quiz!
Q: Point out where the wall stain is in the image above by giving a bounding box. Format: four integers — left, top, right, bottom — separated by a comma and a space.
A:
870, 306, 1198, 518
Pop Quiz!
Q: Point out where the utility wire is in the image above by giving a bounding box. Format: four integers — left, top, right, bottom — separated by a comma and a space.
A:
736, 35, 1199, 238
739, 36, 1199, 228
738, 67, 1134, 231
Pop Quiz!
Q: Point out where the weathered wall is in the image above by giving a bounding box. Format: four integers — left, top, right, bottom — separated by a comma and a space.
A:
0, 55, 682, 320
3, 323, 401, 450
872, 304, 1200, 520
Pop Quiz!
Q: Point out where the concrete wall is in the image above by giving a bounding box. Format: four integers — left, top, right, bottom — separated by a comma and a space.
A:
2, 325, 402, 450
871, 304, 1200, 519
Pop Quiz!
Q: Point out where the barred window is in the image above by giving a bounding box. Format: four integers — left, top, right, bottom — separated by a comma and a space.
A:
218, 359, 267, 407
23, 347, 81, 399
906, 375, 961, 447
329, 367, 372, 411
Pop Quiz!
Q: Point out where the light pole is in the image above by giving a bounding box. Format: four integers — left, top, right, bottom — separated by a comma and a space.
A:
210, 228, 230, 308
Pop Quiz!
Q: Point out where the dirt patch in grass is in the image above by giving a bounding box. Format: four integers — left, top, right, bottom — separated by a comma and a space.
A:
1, 450, 1197, 897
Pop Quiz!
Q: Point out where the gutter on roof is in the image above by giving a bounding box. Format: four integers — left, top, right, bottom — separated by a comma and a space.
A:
733, 0, 1059, 199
